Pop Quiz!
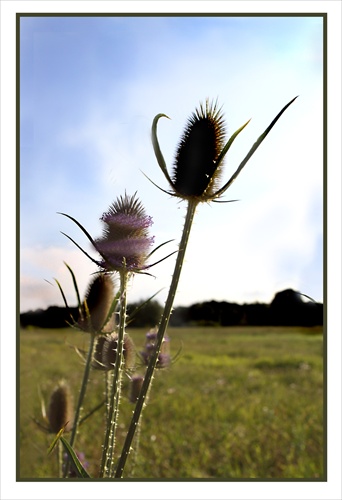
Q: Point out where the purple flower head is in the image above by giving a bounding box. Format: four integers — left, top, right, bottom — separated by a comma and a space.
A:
141, 329, 171, 369
94, 193, 154, 273
156, 352, 171, 369
101, 212, 153, 230
146, 330, 158, 341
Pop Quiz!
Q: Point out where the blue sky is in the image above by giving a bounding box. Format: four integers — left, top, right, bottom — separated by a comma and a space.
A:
20, 14, 324, 312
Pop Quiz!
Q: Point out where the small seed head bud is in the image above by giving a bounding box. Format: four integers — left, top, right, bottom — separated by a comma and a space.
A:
92, 335, 108, 370
47, 381, 73, 433
78, 274, 115, 333
92, 332, 136, 371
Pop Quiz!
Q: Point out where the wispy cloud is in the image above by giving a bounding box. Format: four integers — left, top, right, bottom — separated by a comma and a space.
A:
20, 246, 97, 311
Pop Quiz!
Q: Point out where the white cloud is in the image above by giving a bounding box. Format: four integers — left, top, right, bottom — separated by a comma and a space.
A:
20, 246, 98, 312
19, 15, 324, 312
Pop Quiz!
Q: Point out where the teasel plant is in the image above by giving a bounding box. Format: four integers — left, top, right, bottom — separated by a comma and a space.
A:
49, 97, 296, 479
56, 192, 174, 477
114, 96, 297, 477
54, 271, 118, 477
33, 381, 74, 477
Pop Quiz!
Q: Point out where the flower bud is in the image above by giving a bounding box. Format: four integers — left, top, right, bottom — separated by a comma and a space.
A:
92, 335, 108, 370
47, 381, 73, 433
92, 332, 135, 371
78, 274, 115, 333
141, 328, 171, 369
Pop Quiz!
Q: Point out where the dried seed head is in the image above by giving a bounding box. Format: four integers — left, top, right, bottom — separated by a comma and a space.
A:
152, 97, 297, 204
78, 274, 115, 333
92, 335, 108, 370
103, 332, 136, 370
94, 193, 154, 272
47, 381, 73, 434
92, 332, 136, 371
173, 99, 226, 199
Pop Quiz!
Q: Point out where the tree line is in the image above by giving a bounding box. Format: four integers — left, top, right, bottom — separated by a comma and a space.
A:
20, 288, 323, 329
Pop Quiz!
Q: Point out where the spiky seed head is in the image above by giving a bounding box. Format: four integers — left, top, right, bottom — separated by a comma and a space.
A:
92, 335, 108, 370
78, 274, 115, 333
94, 192, 154, 272
152, 97, 297, 203
93, 332, 136, 371
173, 99, 226, 199
47, 381, 73, 433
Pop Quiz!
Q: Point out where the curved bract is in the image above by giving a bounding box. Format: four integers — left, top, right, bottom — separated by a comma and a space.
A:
151, 96, 298, 203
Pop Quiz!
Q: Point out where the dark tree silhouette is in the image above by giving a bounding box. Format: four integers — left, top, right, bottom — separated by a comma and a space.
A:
20, 289, 323, 329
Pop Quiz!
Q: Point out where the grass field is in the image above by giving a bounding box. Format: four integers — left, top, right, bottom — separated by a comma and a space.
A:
18, 326, 324, 480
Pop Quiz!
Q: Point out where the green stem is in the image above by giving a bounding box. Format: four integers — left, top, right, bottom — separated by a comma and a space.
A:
100, 270, 128, 477
129, 411, 143, 477
64, 332, 96, 477
114, 199, 197, 478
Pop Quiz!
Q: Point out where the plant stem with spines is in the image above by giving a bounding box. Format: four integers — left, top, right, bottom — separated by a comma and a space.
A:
100, 269, 128, 477
114, 199, 197, 477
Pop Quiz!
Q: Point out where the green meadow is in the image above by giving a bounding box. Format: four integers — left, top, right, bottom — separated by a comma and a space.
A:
18, 326, 324, 480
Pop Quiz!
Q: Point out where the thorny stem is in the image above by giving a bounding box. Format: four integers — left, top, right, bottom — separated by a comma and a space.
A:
64, 331, 96, 477
129, 410, 143, 477
100, 270, 128, 477
114, 199, 197, 477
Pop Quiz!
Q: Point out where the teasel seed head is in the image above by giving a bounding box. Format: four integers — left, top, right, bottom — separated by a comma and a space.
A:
92, 332, 136, 371
94, 192, 154, 273
151, 97, 297, 203
173, 99, 226, 198
78, 274, 115, 333
47, 381, 73, 434
92, 335, 108, 370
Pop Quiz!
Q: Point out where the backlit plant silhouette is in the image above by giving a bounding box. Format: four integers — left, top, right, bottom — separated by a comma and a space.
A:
45, 96, 296, 478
